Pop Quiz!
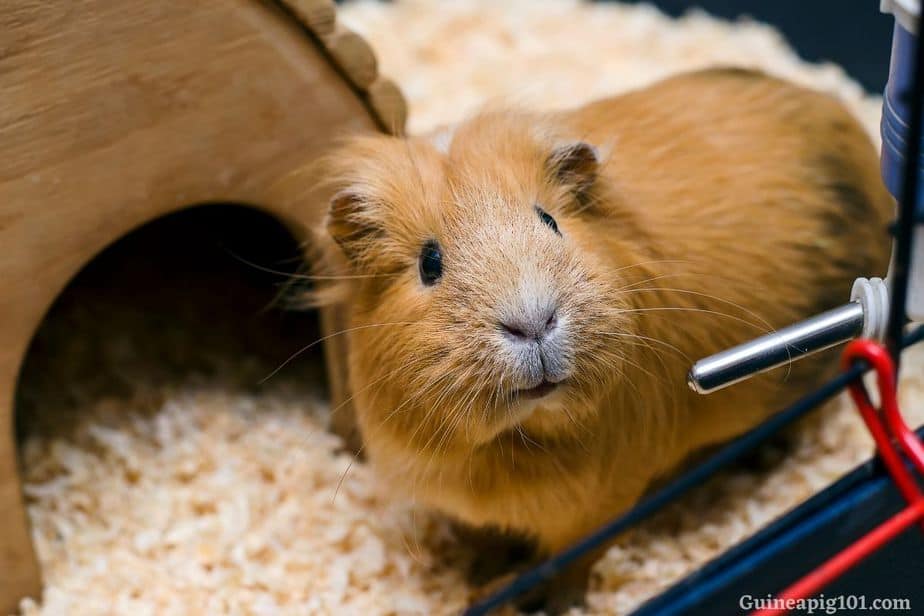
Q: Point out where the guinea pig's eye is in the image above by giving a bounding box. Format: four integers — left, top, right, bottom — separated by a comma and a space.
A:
535, 206, 561, 236
419, 240, 443, 286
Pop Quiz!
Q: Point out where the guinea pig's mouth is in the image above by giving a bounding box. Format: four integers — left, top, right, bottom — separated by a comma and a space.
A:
513, 379, 563, 400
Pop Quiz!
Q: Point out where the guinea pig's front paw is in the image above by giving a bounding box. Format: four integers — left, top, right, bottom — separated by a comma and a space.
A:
456, 524, 535, 585
467, 563, 590, 615
468, 572, 521, 616
514, 572, 589, 615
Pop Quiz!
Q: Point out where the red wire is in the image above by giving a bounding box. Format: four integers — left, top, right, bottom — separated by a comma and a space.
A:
843, 343, 924, 506
751, 340, 924, 616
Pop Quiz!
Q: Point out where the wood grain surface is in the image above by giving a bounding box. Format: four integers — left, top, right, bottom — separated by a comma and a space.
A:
0, 0, 403, 610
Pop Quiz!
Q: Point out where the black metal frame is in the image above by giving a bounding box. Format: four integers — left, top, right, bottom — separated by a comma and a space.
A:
633, 427, 924, 616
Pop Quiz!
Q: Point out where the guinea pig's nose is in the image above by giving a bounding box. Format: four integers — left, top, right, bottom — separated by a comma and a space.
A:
499, 308, 558, 343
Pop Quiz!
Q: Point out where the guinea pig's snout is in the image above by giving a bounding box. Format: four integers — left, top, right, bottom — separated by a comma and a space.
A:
499, 307, 557, 343
496, 291, 573, 391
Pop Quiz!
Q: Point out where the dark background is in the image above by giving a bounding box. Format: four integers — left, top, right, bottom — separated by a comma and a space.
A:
615, 0, 895, 92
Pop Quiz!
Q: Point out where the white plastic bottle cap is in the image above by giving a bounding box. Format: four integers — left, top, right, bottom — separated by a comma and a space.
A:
851, 277, 891, 340
883, 0, 921, 33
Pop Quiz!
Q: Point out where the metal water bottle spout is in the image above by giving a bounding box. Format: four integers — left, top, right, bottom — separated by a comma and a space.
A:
688, 278, 890, 394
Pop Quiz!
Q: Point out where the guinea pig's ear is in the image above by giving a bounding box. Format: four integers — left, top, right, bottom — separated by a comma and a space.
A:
325, 189, 381, 262
546, 141, 599, 195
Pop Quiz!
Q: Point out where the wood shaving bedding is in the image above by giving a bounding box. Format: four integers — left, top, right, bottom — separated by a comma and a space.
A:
18, 2, 923, 614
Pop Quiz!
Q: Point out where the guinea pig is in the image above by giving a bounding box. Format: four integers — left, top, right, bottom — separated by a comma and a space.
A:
311, 68, 892, 600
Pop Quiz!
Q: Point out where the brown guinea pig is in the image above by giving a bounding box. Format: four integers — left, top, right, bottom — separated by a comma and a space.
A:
311, 68, 892, 587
